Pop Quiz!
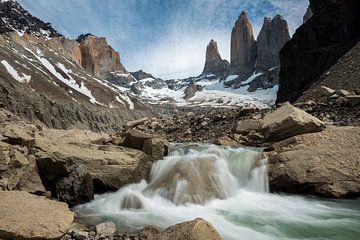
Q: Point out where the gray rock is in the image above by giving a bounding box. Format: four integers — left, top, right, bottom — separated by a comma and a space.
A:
96, 222, 116, 236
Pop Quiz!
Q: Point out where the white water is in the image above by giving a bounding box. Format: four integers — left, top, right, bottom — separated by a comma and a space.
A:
76, 144, 360, 240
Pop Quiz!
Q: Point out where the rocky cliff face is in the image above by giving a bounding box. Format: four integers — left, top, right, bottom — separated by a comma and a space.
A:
202, 39, 229, 75
255, 15, 290, 72
0, 0, 60, 37
277, 0, 360, 103
77, 33, 128, 79
230, 11, 256, 79
303, 6, 313, 23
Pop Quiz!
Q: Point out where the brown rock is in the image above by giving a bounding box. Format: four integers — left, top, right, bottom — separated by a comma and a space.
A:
0, 191, 74, 240
122, 129, 153, 150
125, 117, 149, 129
268, 126, 360, 198
142, 138, 169, 161
261, 102, 325, 141
77, 34, 127, 79
256, 15, 290, 72
184, 81, 203, 100
150, 218, 221, 240
346, 95, 360, 106
230, 11, 256, 78
235, 119, 262, 135
202, 39, 229, 75
214, 136, 241, 147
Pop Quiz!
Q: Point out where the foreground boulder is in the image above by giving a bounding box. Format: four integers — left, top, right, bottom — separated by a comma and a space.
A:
262, 102, 325, 141
149, 218, 221, 240
0, 191, 74, 240
268, 126, 360, 198
34, 128, 152, 203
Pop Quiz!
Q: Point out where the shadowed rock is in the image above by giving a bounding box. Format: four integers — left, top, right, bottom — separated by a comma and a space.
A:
202, 39, 229, 75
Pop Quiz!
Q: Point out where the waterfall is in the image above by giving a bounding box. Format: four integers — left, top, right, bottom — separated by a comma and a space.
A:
76, 144, 360, 240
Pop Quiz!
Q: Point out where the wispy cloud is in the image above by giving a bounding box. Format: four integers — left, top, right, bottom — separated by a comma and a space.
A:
18, 0, 308, 79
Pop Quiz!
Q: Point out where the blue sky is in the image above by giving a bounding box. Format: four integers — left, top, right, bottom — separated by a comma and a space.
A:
18, 0, 308, 78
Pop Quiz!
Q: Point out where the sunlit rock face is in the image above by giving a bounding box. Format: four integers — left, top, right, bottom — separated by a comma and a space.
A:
229, 11, 257, 79
77, 33, 128, 79
202, 39, 229, 75
255, 15, 290, 72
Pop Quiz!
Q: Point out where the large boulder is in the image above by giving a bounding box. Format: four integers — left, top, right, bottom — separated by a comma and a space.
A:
149, 218, 221, 240
0, 191, 74, 240
0, 141, 45, 194
261, 102, 325, 141
34, 128, 152, 200
268, 126, 360, 198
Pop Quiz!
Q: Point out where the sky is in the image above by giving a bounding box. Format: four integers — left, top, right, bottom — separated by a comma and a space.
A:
18, 0, 309, 79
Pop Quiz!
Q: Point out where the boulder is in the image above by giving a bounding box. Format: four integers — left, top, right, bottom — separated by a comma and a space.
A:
235, 119, 262, 135
122, 129, 153, 150
261, 102, 325, 141
149, 218, 221, 240
34, 128, 152, 198
143, 138, 169, 161
346, 95, 360, 106
95, 222, 116, 236
268, 126, 360, 198
0, 191, 74, 240
214, 136, 241, 147
0, 142, 45, 194
0, 123, 36, 148
125, 117, 149, 129
184, 81, 203, 100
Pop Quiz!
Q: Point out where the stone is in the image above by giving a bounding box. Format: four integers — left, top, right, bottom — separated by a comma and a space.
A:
202, 39, 229, 75
261, 102, 325, 141
142, 138, 169, 161
149, 218, 221, 240
335, 89, 354, 97
125, 117, 149, 129
235, 119, 262, 135
55, 164, 94, 206
96, 222, 116, 236
0, 191, 74, 240
122, 129, 154, 151
277, 0, 360, 103
215, 136, 241, 147
0, 101, 4, 108
16, 155, 46, 194
346, 95, 360, 106
121, 193, 143, 209
268, 126, 360, 198
34, 128, 152, 197
0, 124, 36, 148
247, 131, 265, 142
230, 11, 256, 78
184, 81, 202, 100
256, 15, 290, 72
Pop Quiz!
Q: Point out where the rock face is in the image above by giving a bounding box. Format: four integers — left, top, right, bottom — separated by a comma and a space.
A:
230, 11, 256, 78
303, 6, 313, 23
0, 191, 74, 240
77, 33, 127, 79
255, 15, 290, 72
149, 218, 221, 240
0, 0, 61, 37
261, 102, 325, 141
202, 39, 229, 75
277, 0, 360, 103
268, 126, 360, 198
184, 81, 203, 100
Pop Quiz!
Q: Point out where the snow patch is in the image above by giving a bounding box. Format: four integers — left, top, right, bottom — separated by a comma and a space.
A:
1, 60, 31, 83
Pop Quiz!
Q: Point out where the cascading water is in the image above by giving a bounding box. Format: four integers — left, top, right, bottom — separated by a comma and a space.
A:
76, 144, 360, 240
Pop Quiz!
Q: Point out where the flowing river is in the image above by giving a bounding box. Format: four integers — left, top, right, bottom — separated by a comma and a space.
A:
76, 144, 360, 240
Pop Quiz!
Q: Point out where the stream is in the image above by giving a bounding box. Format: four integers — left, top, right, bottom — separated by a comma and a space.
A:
76, 144, 360, 240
